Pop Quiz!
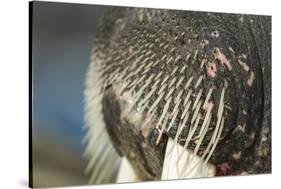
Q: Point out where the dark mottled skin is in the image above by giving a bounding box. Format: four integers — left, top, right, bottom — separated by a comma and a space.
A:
93, 7, 271, 179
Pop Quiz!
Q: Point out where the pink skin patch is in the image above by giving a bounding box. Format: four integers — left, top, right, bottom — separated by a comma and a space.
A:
203, 101, 214, 111
206, 62, 217, 78
247, 71, 255, 87
213, 48, 232, 71
216, 163, 230, 176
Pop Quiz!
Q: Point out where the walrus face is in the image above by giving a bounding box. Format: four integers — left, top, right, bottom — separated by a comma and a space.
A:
85, 8, 271, 181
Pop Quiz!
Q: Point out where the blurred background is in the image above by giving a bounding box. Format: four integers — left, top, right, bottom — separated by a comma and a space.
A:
32, 1, 110, 187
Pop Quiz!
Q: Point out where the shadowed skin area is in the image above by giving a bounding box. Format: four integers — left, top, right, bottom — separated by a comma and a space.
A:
92, 8, 271, 180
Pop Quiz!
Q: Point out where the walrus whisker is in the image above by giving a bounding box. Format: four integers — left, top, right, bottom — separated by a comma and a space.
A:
160, 54, 167, 61
152, 59, 160, 67
194, 75, 203, 89
181, 115, 212, 177
119, 79, 132, 94
124, 81, 151, 115
161, 75, 169, 85
203, 87, 214, 109
165, 86, 176, 101
158, 83, 167, 95
200, 87, 225, 164
197, 104, 213, 138
167, 102, 191, 156
174, 110, 190, 144
184, 76, 193, 90
175, 55, 182, 62
89, 146, 114, 184
181, 100, 192, 120
204, 116, 225, 165
154, 70, 163, 81
139, 87, 157, 110
174, 89, 184, 105
167, 109, 180, 132
177, 113, 201, 164
200, 114, 220, 160
156, 112, 170, 145
176, 76, 185, 89
185, 53, 191, 62
171, 66, 179, 76
167, 56, 174, 64
194, 113, 212, 155
167, 97, 182, 131
151, 79, 161, 89
132, 62, 146, 76
85, 139, 110, 174
126, 75, 142, 89
126, 75, 145, 95
168, 77, 177, 89
191, 100, 203, 124
156, 97, 173, 128
169, 47, 176, 54
147, 92, 165, 114
192, 88, 203, 110
180, 64, 187, 74
184, 89, 193, 106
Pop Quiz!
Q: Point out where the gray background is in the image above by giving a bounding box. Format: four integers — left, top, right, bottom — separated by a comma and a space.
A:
32, 1, 110, 187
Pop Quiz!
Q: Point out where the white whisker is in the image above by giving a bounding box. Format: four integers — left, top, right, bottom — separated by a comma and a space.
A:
161, 75, 170, 85
154, 71, 163, 82
184, 89, 193, 106
184, 77, 193, 90
174, 110, 191, 145
158, 83, 167, 95
152, 59, 160, 67
167, 57, 173, 64
147, 92, 165, 114
165, 87, 176, 100
204, 116, 225, 165
139, 87, 157, 109
168, 77, 177, 88
177, 113, 202, 164
182, 115, 212, 176
167, 108, 180, 131
175, 90, 184, 104
176, 76, 185, 89
155, 97, 173, 145
194, 75, 203, 89
185, 53, 191, 62
175, 55, 182, 62
180, 64, 187, 74
171, 66, 179, 76
161, 54, 167, 61
192, 88, 203, 110
191, 100, 203, 124
181, 100, 192, 120
194, 112, 212, 155
170, 47, 176, 53
151, 79, 161, 89
203, 87, 214, 109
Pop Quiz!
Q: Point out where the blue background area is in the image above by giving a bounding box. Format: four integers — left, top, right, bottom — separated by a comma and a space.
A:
32, 2, 108, 153
32, 3, 111, 186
